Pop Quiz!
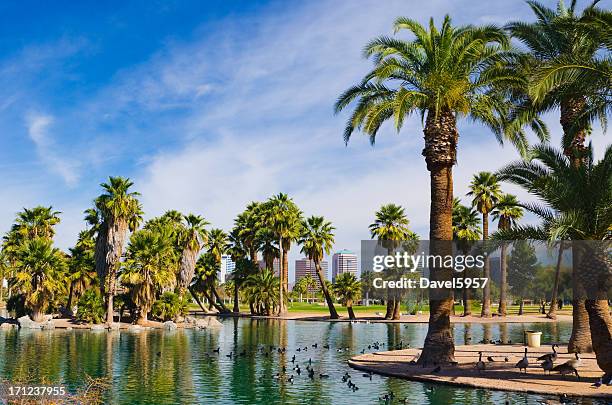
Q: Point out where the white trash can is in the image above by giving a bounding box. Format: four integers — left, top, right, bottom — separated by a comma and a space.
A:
525, 331, 542, 348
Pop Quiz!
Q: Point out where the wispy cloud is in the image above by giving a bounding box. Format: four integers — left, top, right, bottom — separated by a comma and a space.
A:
25, 112, 80, 186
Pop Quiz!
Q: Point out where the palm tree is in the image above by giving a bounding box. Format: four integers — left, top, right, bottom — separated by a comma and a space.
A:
15, 206, 61, 239
243, 269, 279, 316
508, 0, 610, 353
452, 199, 482, 316
121, 230, 176, 324
260, 193, 302, 316
369, 204, 417, 320
67, 231, 97, 313
293, 277, 308, 303
177, 214, 209, 297
336, 16, 537, 364
467, 172, 502, 317
299, 216, 338, 319
191, 253, 230, 313
13, 238, 67, 322
205, 228, 230, 312
93, 176, 143, 324
508, 0, 610, 166
496, 144, 612, 372
333, 273, 361, 320
491, 194, 523, 316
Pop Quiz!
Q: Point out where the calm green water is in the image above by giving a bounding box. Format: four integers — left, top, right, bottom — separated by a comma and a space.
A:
0, 319, 604, 404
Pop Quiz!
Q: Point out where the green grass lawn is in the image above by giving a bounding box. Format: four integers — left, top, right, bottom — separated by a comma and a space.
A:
189, 301, 574, 316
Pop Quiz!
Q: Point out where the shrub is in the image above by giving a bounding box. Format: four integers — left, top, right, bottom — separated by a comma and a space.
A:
7, 293, 26, 317
77, 290, 105, 324
152, 292, 188, 321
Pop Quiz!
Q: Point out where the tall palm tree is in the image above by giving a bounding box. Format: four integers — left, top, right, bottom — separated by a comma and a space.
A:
121, 230, 176, 324
508, 0, 611, 353
452, 199, 482, 316
260, 193, 302, 316
191, 253, 230, 314
67, 230, 97, 312
177, 214, 209, 297
496, 144, 612, 372
508, 0, 610, 166
369, 204, 417, 320
93, 176, 143, 324
299, 216, 338, 319
491, 194, 523, 316
15, 206, 61, 239
205, 228, 230, 312
13, 238, 67, 322
333, 273, 362, 320
467, 171, 502, 317
336, 16, 538, 364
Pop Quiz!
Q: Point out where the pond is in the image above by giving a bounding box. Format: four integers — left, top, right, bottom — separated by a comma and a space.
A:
0, 319, 603, 404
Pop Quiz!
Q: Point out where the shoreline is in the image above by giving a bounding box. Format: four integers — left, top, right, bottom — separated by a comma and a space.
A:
349, 345, 611, 400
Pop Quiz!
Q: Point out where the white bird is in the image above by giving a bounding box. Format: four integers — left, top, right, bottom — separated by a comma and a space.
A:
515, 348, 529, 373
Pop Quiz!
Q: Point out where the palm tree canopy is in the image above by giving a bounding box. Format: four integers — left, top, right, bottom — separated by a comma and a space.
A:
95, 176, 143, 231
180, 214, 209, 253
333, 273, 362, 305
492, 193, 524, 230
369, 204, 417, 242
467, 172, 502, 215
260, 193, 303, 249
299, 216, 335, 263
206, 228, 229, 263
496, 144, 612, 240
452, 199, 482, 241
335, 15, 542, 153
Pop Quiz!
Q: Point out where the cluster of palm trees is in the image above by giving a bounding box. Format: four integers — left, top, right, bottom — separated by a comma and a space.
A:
335, 0, 610, 371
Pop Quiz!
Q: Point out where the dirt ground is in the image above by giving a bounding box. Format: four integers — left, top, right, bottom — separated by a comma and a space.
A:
349, 344, 611, 400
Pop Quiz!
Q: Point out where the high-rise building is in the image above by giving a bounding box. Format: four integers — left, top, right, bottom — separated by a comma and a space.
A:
258, 258, 281, 277
332, 250, 358, 282
219, 255, 236, 283
295, 258, 328, 290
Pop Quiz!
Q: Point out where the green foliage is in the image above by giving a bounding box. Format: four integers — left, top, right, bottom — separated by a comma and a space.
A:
299, 216, 335, 263
152, 292, 188, 321
77, 290, 106, 324
333, 273, 361, 306
7, 294, 26, 317
467, 172, 502, 217
507, 240, 538, 298
243, 269, 280, 315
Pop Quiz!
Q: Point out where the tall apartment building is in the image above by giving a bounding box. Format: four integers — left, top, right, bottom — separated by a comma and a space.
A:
295, 258, 328, 290
258, 258, 281, 277
219, 254, 236, 283
332, 249, 358, 282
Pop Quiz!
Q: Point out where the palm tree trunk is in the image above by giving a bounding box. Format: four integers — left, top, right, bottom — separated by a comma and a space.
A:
189, 286, 210, 314
277, 238, 287, 316
385, 294, 393, 319
518, 298, 524, 315
233, 282, 240, 313
547, 244, 564, 319
498, 242, 508, 316
347, 299, 356, 320
212, 286, 230, 313
481, 213, 491, 318
418, 109, 457, 365
103, 218, 128, 325
315, 260, 338, 319
585, 299, 612, 373
31, 306, 44, 323
66, 281, 75, 315
463, 286, 471, 316
569, 248, 593, 353
392, 298, 401, 320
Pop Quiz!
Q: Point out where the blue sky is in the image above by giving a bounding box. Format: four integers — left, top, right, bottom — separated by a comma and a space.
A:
0, 0, 608, 280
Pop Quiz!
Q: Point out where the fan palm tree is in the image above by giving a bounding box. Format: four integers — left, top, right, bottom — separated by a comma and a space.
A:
508, 0, 610, 166
452, 199, 482, 316
67, 231, 97, 313
467, 171, 502, 317
336, 16, 538, 364
243, 269, 279, 316
333, 273, 362, 320
93, 176, 143, 324
496, 144, 612, 372
491, 194, 523, 316
260, 193, 303, 316
177, 214, 209, 297
299, 216, 338, 319
15, 206, 61, 239
369, 204, 417, 320
121, 229, 176, 324
191, 253, 230, 314
204, 228, 230, 312
13, 238, 67, 322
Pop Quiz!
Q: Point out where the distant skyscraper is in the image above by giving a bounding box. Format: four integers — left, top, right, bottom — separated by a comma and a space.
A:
295, 258, 328, 290
258, 258, 281, 277
332, 250, 358, 281
219, 254, 235, 283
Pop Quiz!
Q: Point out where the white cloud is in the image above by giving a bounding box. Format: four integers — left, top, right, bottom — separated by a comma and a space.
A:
25, 112, 80, 186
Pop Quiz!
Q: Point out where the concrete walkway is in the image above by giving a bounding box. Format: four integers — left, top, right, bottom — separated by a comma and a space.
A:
349, 344, 611, 399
